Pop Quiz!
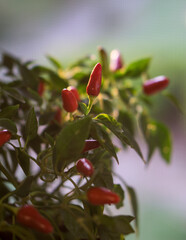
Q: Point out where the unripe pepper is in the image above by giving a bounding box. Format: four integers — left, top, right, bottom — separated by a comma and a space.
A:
76, 158, 94, 177
61, 88, 78, 112
87, 187, 120, 205
17, 205, 53, 234
38, 80, 45, 97
143, 76, 169, 95
0, 130, 11, 147
82, 139, 100, 153
67, 86, 80, 102
86, 63, 102, 96
109, 49, 123, 72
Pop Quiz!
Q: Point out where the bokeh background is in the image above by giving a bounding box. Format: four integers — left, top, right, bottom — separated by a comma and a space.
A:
0, 0, 186, 239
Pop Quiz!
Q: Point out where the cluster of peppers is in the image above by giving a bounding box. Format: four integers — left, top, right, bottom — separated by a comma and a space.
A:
0, 49, 170, 236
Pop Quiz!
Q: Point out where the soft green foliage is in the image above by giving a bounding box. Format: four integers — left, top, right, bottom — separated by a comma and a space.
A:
0, 48, 175, 240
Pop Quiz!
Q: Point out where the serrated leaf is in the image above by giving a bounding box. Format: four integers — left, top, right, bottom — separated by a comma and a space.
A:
126, 186, 138, 233
15, 176, 34, 197
91, 121, 119, 163
94, 114, 144, 162
123, 58, 151, 78
0, 118, 17, 133
0, 105, 19, 119
53, 116, 92, 172
114, 184, 125, 209
16, 148, 30, 176
25, 108, 38, 142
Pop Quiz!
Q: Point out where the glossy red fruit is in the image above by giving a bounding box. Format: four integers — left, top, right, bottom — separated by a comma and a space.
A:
0, 130, 11, 147
109, 49, 123, 72
76, 158, 94, 177
67, 86, 80, 102
38, 81, 45, 97
17, 205, 53, 234
143, 76, 169, 95
86, 63, 102, 96
61, 88, 78, 112
82, 139, 100, 153
87, 187, 120, 205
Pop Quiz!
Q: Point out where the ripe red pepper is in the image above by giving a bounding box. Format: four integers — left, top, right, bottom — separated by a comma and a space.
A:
143, 76, 169, 95
61, 88, 78, 112
110, 49, 123, 72
87, 187, 120, 205
17, 205, 53, 234
82, 139, 100, 153
86, 63, 102, 96
67, 86, 80, 102
76, 158, 94, 177
0, 130, 11, 147
38, 80, 45, 97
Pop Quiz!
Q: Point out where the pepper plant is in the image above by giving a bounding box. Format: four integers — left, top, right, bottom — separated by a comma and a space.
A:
0, 47, 175, 240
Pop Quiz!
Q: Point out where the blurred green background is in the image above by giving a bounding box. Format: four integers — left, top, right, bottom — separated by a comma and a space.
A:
0, 0, 186, 239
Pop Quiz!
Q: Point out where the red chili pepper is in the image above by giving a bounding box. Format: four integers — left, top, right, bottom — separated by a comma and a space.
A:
76, 158, 94, 177
87, 187, 120, 205
86, 63, 102, 96
61, 88, 78, 113
67, 86, 80, 102
109, 49, 123, 72
17, 205, 53, 234
0, 130, 11, 147
143, 76, 169, 95
82, 139, 100, 153
38, 81, 45, 97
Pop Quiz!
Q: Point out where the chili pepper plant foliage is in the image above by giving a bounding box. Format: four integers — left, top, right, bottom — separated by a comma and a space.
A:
0, 47, 175, 240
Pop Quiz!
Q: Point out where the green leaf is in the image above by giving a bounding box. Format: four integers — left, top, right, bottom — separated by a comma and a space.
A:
15, 176, 34, 197
79, 102, 88, 115
113, 184, 125, 209
0, 105, 19, 119
61, 206, 89, 239
94, 114, 144, 162
118, 111, 134, 136
16, 148, 30, 176
91, 121, 119, 163
44, 132, 54, 147
25, 107, 38, 142
93, 166, 114, 189
126, 186, 138, 233
27, 88, 42, 105
98, 46, 109, 77
19, 64, 38, 89
163, 91, 184, 114
32, 65, 67, 90
46, 55, 62, 69
0, 118, 17, 133
53, 116, 92, 172
122, 58, 151, 78
139, 113, 172, 163
98, 215, 134, 240
4, 87, 25, 103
